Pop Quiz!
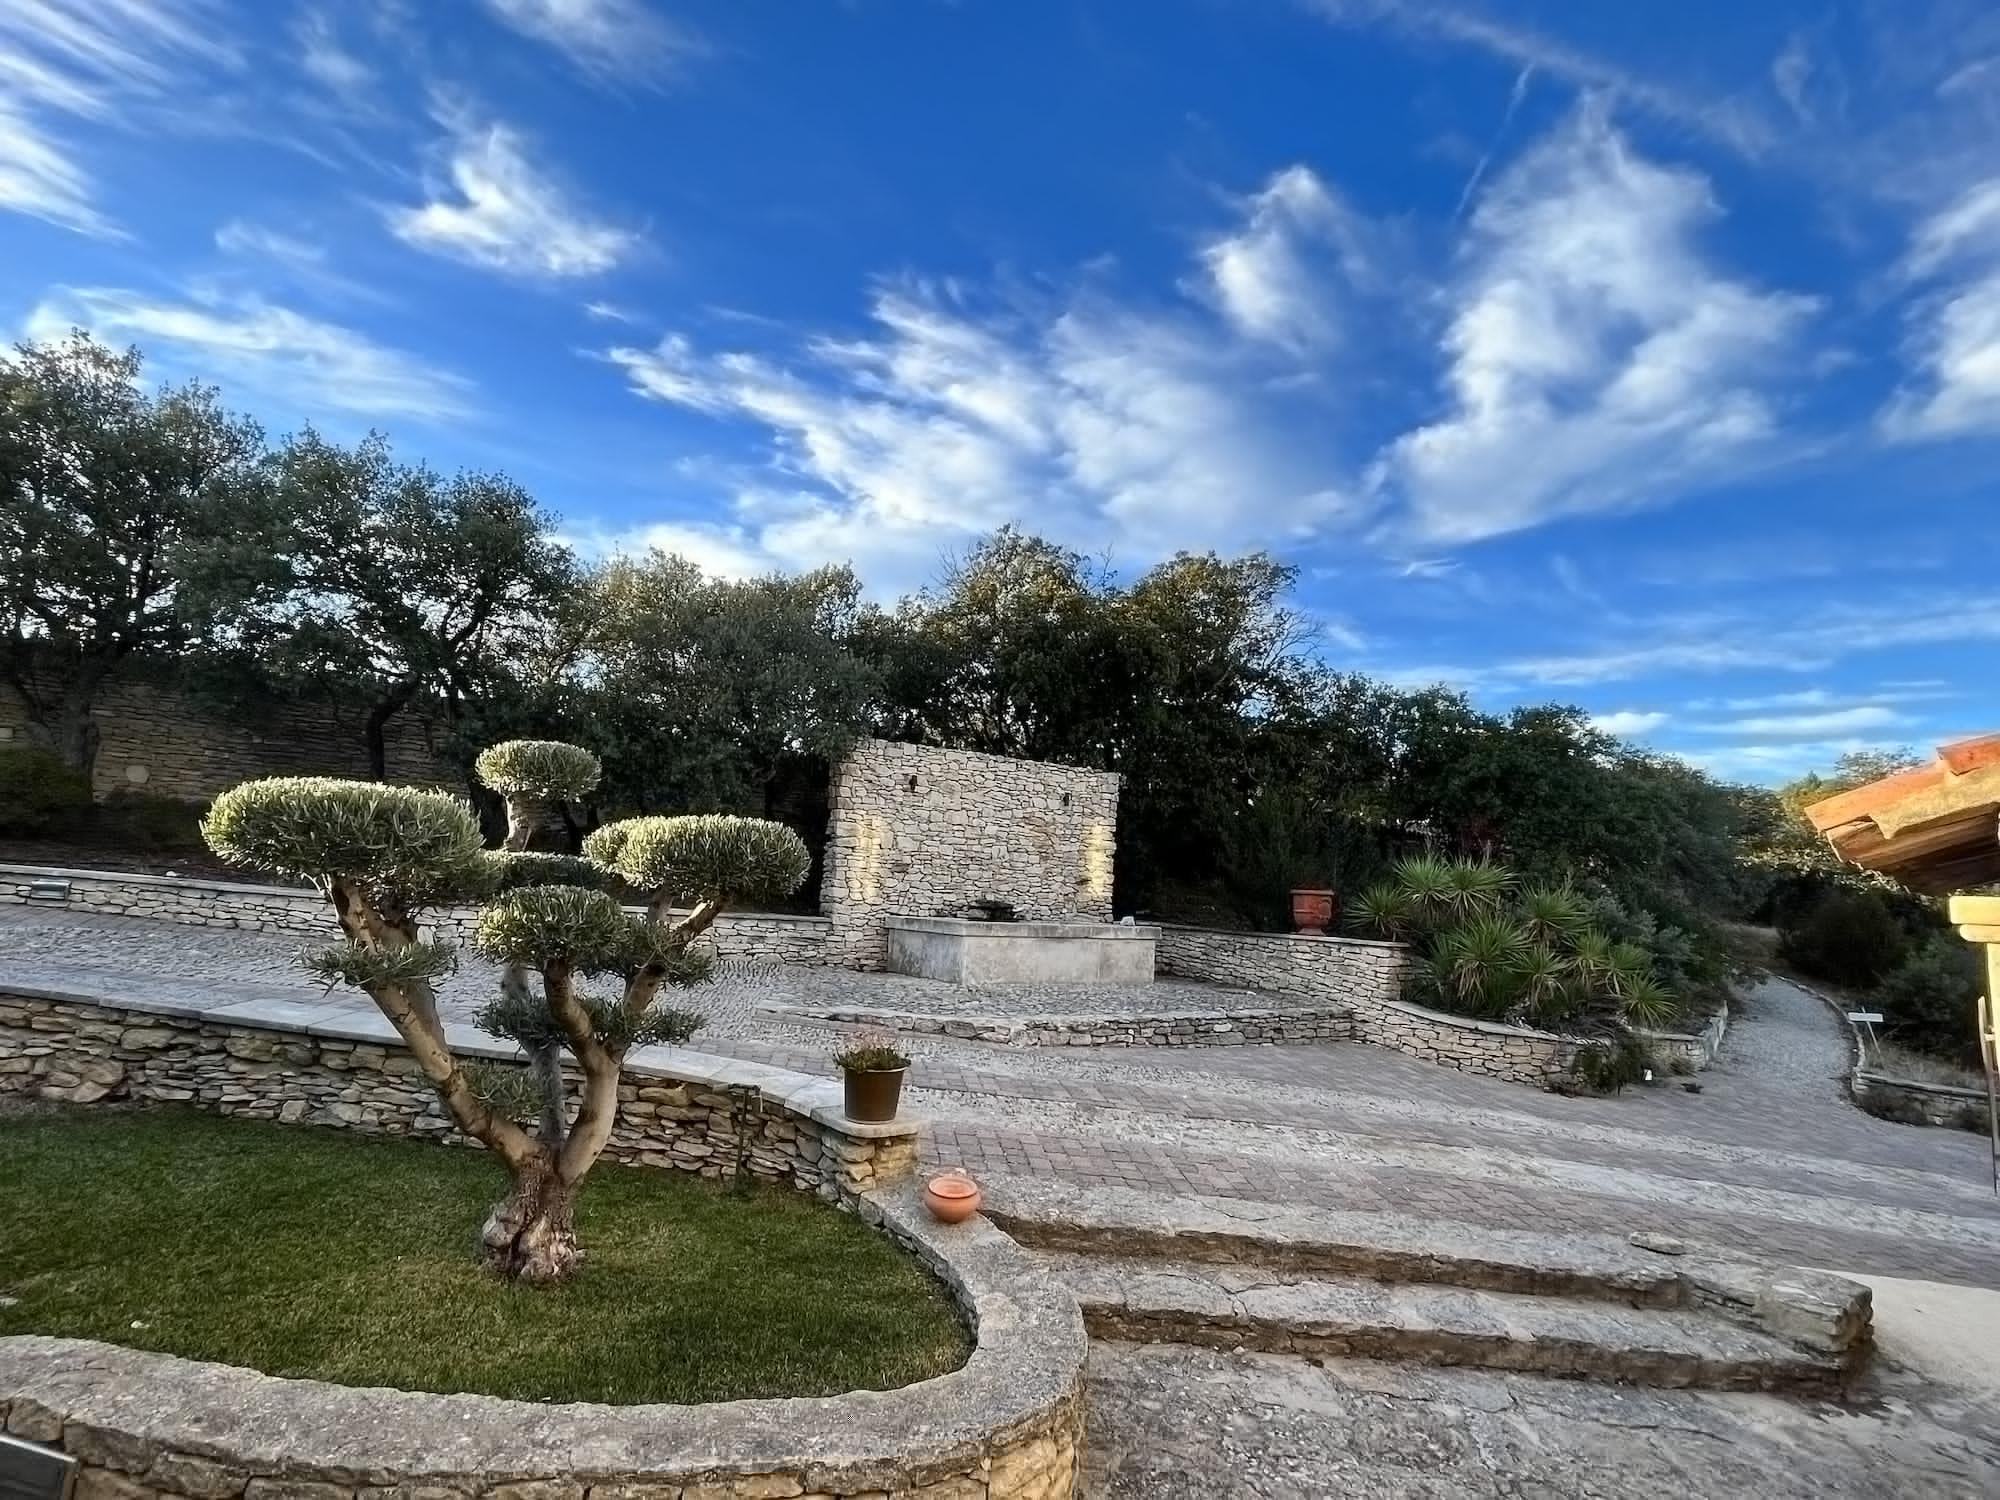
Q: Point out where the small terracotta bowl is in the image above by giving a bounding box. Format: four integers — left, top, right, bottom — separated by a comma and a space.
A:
923, 1170, 983, 1224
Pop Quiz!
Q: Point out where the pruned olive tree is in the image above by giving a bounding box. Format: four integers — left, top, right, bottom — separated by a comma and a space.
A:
201, 738, 810, 1284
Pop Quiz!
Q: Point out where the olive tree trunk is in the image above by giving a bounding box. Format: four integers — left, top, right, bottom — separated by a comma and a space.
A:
480, 1154, 581, 1284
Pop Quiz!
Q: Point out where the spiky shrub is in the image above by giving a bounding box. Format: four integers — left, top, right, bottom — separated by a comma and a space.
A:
202, 747, 809, 1284
1348, 852, 1687, 1048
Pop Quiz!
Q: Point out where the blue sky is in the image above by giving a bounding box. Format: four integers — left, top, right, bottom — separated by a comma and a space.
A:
5, 0, 1998, 783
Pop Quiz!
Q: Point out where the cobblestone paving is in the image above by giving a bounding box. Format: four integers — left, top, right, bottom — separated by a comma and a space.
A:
6, 904, 2000, 1288
1084, 1342, 2000, 1498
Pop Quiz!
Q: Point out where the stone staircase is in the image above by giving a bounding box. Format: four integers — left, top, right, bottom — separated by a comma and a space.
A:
981, 1175, 1872, 1396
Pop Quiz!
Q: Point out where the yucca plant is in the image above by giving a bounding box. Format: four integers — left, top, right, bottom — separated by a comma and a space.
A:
1347, 881, 1417, 942
1519, 883, 1591, 947
1431, 914, 1531, 1017
1440, 857, 1513, 919
1509, 944, 1586, 1025
1618, 974, 1679, 1030
1391, 854, 1457, 930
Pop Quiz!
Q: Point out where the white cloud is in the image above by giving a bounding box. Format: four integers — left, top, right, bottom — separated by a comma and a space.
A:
1694, 705, 1909, 738
293, 10, 374, 99
0, 0, 231, 237
1302, 1, 1775, 156
216, 219, 326, 269
1591, 710, 1667, 738
482, 0, 697, 84
0, 97, 115, 236
1377, 108, 1816, 545
1883, 177, 2000, 440
584, 300, 641, 324
1374, 591, 2000, 694
389, 110, 637, 278
1197, 166, 1370, 353
603, 279, 1360, 588
561, 518, 770, 579
25, 285, 476, 423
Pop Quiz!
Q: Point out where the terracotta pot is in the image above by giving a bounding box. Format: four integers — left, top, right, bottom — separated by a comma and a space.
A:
923, 1171, 983, 1224
842, 1066, 906, 1123
1290, 887, 1337, 936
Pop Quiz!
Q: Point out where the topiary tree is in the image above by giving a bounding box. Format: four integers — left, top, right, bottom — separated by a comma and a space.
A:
202, 742, 809, 1284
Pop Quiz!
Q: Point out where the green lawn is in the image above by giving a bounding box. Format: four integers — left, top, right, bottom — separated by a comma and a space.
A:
0, 1106, 970, 1405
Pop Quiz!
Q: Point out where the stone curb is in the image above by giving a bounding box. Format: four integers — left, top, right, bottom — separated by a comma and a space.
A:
766, 1002, 1357, 1049
0, 1184, 1087, 1499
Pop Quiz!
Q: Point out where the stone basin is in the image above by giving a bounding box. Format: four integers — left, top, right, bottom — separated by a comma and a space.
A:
885, 915, 1160, 985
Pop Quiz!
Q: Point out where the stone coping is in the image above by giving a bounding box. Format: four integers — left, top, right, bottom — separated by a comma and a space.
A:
1377, 995, 1576, 1042
1853, 1069, 1987, 1103
1152, 920, 1406, 953
2, 976, 917, 1143
886, 916, 1161, 941
0, 1182, 1088, 1496
772, 1001, 1353, 1049
0, 862, 831, 928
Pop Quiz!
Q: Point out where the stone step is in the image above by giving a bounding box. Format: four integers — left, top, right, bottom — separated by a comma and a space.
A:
979, 1174, 1872, 1391
1034, 1248, 1847, 1393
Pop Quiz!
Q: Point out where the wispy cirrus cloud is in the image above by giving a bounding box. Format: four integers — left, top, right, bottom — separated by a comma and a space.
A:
1376, 107, 1816, 546
25, 284, 475, 423
1882, 177, 2000, 440
1300, 0, 1778, 156
388, 106, 639, 278
0, 0, 233, 236
481, 0, 700, 85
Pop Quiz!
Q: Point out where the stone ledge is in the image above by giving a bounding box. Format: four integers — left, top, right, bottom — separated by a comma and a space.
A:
1151, 922, 1407, 954
772, 1002, 1355, 1050
0, 1183, 1087, 1499
886, 917, 1161, 941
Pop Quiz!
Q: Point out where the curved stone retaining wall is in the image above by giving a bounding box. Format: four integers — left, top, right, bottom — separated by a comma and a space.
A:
0, 865, 831, 966
0, 1184, 1088, 1499
1154, 924, 1586, 1085
0, 986, 915, 1199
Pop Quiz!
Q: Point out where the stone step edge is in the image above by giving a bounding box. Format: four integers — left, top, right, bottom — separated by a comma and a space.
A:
977, 1173, 1872, 1367
763, 1001, 1357, 1047
1044, 1252, 1846, 1395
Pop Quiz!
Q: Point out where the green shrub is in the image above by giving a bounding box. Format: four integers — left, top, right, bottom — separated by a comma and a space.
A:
202, 777, 485, 896
1777, 889, 1908, 988
474, 740, 602, 802
0, 746, 92, 836
1877, 937, 1984, 1068
92, 790, 207, 853
599, 814, 811, 906
1568, 1035, 1652, 1094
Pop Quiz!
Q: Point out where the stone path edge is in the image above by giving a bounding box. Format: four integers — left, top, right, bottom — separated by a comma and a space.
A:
0, 1183, 1088, 1500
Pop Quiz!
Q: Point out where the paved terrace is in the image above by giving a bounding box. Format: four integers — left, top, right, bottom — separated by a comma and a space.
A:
6, 902, 1999, 1289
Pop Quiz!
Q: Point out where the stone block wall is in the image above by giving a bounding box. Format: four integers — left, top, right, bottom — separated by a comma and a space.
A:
1155, 924, 1588, 1086
0, 865, 832, 965
0, 991, 915, 1198
1, 676, 449, 800
821, 739, 1121, 969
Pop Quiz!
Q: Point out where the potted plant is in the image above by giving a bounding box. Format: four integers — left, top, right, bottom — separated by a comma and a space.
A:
834, 1032, 911, 1122
1290, 887, 1337, 935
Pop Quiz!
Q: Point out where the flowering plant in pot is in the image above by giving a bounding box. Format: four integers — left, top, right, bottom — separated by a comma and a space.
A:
834, 1031, 911, 1122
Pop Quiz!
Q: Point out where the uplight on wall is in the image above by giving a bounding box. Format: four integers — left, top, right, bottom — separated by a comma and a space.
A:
1080, 821, 1115, 904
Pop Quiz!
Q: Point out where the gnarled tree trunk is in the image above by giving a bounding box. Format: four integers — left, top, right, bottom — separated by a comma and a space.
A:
480, 1154, 581, 1284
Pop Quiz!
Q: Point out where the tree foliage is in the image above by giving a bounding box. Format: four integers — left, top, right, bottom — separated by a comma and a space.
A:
203, 744, 809, 1284
0, 335, 288, 772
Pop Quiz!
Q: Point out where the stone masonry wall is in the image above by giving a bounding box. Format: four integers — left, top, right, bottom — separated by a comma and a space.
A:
1155, 924, 1587, 1086
1, 676, 449, 800
0, 991, 915, 1198
821, 739, 1121, 969
0, 865, 832, 965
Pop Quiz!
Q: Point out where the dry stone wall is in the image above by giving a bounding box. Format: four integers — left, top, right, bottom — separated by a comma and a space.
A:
0, 677, 448, 800
0, 865, 831, 965
1155, 924, 1587, 1086
821, 740, 1121, 969
0, 989, 913, 1198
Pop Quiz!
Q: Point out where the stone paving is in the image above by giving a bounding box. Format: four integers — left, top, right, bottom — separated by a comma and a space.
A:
6, 903, 2000, 1288
10, 900, 2000, 1495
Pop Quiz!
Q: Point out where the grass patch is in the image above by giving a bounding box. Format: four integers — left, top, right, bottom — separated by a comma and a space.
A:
0, 1107, 970, 1405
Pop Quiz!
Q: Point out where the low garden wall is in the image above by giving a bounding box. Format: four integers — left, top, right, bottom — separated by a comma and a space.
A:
0, 864, 832, 966
0, 1182, 1088, 1499
0, 986, 914, 1199
1853, 1069, 1993, 1132
1154, 925, 1586, 1085
1635, 1003, 1730, 1073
